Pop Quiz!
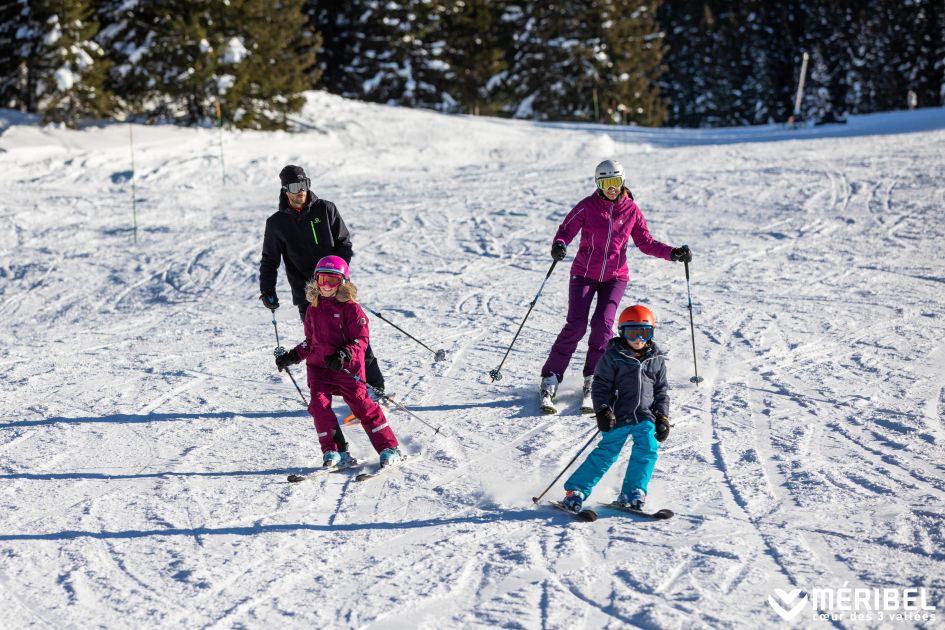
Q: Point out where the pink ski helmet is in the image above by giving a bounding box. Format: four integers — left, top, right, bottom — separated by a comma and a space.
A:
314, 255, 349, 281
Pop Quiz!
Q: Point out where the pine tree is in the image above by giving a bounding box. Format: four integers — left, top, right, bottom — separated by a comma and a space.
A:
96, 1, 220, 124
98, 0, 316, 129
1, 0, 110, 126
503, 0, 666, 124
436, 0, 511, 115
216, 0, 319, 129
0, 2, 21, 109
304, 0, 361, 98
306, 0, 449, 110
657, 0, 706, 126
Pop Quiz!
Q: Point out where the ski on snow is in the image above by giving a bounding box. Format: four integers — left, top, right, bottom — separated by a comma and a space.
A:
545, 500, 599, 522
354, 453, 421, 482
286, 460, 364, 483
602, 503, 674, 520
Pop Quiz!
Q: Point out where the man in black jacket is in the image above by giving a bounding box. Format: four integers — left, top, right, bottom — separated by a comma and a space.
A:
260, 166, 388, 450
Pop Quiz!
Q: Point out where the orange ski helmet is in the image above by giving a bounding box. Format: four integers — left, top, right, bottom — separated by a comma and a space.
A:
617, 304, 655, 330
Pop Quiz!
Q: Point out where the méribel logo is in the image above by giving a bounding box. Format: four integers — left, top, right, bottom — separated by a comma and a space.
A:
768, 588, 809, 621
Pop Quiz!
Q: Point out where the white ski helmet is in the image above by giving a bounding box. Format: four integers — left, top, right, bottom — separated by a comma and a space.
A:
594, 159, 625, 187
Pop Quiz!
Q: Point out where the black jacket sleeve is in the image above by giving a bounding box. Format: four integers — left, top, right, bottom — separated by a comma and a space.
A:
325, 202, 354, 263
259, 217, 282, 293
650, 358, 669, 418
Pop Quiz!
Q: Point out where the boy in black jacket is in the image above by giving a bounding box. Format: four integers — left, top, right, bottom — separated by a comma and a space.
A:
561, 304, 670, 513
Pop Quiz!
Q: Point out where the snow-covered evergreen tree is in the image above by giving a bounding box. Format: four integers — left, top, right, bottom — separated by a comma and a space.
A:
0, 0, 109, 126
305, 0, 449, 110
436, 0, 511, 115
97, 0, 315, 129
503, 0, 666, 124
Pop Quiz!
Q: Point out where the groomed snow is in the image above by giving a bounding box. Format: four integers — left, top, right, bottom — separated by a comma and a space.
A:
1, 92, 944, 628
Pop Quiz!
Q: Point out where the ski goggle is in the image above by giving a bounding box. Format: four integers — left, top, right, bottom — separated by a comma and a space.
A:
315, 272, 343, 287
620, 325, 653, 342
282, 178, 310, 194
596, 176, 623, 190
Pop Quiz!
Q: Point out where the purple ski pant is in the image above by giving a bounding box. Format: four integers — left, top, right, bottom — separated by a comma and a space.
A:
541, 275, 627, 382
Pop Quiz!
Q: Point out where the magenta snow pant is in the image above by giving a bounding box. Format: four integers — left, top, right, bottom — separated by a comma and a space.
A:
541, 276, 627, 382
307, 368, 398, 455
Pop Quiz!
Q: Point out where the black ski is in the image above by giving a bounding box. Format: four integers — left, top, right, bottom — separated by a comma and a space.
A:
603, 503, 674, 520
546, 500, 599, 522
287, 459, 363, 483
354, 453, 420, 482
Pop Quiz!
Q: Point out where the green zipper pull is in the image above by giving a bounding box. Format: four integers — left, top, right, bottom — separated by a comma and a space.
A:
310, 221, 319, 245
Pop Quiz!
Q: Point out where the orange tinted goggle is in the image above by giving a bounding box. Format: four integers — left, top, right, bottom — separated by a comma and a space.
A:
620, 325, 652, 341
597, 176, 623, 190
316, 273, 343, 287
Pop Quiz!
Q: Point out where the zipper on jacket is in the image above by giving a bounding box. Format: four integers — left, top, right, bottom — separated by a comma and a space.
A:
633, 363, 643, 422
310, 221, 319, 245
599, 202, 614, 282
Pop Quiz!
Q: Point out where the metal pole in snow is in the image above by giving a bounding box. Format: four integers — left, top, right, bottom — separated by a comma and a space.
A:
216, 99, 226, 184
129, 123, 138, 244
792, 52, 809, 120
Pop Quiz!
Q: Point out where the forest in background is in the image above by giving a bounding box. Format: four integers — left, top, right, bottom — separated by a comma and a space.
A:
2, 0, 942, 129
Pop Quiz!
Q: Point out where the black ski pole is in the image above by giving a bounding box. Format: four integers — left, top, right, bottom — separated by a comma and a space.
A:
342, 368, 443, 436
270, 310, 307, 405
362, 304, 447, 362
684, 260, 704, 384
531, 429, 600, 504
490, 259, 558, 382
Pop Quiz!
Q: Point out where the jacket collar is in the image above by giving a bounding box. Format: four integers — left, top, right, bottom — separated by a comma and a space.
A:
279, 191, 320, 215
609, 337, 662, 361
590, 189, 634, 211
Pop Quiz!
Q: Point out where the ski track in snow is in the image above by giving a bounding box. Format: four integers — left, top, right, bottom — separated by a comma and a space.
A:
1, 95, 944, 628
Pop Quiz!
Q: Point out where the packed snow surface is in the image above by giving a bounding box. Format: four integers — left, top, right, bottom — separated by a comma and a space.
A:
1, 93, 944, 628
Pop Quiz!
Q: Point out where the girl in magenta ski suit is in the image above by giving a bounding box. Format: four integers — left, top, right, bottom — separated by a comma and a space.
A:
539, 159, 691, 414
275, 256, 401, 468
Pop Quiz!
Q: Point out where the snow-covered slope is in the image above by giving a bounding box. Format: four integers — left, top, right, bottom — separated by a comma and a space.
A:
1, 92, 944, 629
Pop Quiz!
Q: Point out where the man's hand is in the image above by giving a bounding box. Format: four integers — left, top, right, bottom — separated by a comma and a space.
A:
260, 289, 280, 310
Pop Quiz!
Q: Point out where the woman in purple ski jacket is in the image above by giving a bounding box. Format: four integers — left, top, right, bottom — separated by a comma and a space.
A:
538, 159, 692, 414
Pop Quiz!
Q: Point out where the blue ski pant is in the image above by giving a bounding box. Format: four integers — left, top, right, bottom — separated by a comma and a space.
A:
564, 421, 659, 499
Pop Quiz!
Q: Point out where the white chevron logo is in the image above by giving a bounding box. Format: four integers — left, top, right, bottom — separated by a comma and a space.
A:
768, 588, 808, 621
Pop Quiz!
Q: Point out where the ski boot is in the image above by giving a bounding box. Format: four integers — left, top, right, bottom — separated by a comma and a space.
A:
581, 375, 594, 414
322, 450, 342, 468
539, 375, 558, 414
337, 452, 357, 468
617, 489, 646, 510
379, 447, 403, 468
562, 490, 584, 513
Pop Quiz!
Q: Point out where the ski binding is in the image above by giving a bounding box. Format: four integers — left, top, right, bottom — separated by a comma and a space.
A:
355, 453, 420, 482
546, 500, 598, 522
603, 503, 674, 520
287, 458, 362, 483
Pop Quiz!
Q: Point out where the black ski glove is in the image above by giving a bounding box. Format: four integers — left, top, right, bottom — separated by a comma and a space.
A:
275, 348, 301, 371
551, 241, 567, 261
654, 413, 670, 442
670, 245, 692, 263
596, 406, 616, 432
325, 348, 352, 372
260, 289, 280, 310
